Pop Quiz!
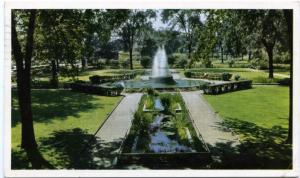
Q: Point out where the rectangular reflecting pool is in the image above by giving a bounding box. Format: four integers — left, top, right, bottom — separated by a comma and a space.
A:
118, 93, 211, 167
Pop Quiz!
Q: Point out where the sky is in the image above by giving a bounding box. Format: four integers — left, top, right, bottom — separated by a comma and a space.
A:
151, 10, 170, 30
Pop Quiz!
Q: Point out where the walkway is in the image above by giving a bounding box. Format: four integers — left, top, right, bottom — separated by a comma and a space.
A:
180, 91, 239, 147
92, 93, 142, 168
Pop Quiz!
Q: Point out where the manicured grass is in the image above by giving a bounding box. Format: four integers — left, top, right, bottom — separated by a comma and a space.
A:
11, 89, 122, 168
203, 86, 289, 129
203, 86, 291, 168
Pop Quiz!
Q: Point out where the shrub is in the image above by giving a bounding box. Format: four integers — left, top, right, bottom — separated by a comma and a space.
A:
110, 60, 120, 69
146, 88, 155, 96
140, 56, 152, 69
177, 58, 188, 68
234, 74, 241, 81
201, 58, 213, 68
221, 73, 232, 81
184, 71, 192, 78
145, 96, 154, 109
278, 78, 291, 86
250, 58, 268, 70
121, 60, 130, 69
133, 111, 152, 135
89, 75, 101, 84
228, 60, 235, 68
167, 54, 176, 67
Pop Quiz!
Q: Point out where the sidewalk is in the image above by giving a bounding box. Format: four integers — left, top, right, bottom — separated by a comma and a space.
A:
180, 91, 239, 147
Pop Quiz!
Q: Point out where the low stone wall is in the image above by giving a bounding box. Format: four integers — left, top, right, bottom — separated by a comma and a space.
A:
203, 80, 252, 95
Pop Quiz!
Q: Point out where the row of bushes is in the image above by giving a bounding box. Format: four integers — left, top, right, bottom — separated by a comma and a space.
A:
184, 71, 233, 81
203, 80, 252, 95
70, 82, 123, 96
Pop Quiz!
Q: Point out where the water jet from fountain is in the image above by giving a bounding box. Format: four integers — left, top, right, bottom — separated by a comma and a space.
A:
150, 46, 176, 84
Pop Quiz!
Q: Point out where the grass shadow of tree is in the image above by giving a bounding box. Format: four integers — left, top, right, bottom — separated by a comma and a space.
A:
12, 147, 54, 169
209, 118, 292, 169
11, 90, 103, 127
39, 128, 122, 169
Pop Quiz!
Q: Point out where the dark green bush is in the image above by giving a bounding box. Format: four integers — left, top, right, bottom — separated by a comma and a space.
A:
234, 74, 241, 81
278, 78, 291, 86
184, 71, 192, 78
140, 56, 152, 69
177, 58, 188, 68
89, 75, 101, 84
221, 73, 232, 81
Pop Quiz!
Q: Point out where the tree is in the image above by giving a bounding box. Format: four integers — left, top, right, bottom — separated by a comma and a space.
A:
12, 10, 37, 149
239, 10, 285, 78
118, 10, 155, 70
162, 10, 203, 68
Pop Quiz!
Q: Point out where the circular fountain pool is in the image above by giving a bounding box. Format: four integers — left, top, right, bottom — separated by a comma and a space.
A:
120, 46, 210, 90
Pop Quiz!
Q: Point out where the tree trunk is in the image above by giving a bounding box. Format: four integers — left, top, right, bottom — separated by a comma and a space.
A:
51, 60, 58, 88
12, 10, 37, 149
266, 47, 274, 79
284, 10, 293, 144
187, 40, 192, 69
248, 51, 252, 61
221, 46, 224, 63
56, 58, 59, 72
129, 47, 133, 70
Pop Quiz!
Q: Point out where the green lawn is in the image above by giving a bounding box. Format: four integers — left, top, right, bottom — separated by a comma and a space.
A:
11, 89, 122, 169
203, 86, 291, 168
204, 85, 289, 129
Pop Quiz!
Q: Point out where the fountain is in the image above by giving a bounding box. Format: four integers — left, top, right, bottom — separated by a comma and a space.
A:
149, 46, 176, 84
119, 46, 209, 89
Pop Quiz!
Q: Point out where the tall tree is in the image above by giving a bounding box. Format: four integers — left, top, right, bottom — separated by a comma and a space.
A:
162, 10, 202, 68
12, 10, 37, 149
240, 10, 285, 78
118, 10, 155, 70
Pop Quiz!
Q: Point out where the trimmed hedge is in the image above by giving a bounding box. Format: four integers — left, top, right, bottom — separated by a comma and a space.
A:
184, 71, 232, 81
203, 80, 252, 95
70, 82, 123, 96
89, 73, 136, 84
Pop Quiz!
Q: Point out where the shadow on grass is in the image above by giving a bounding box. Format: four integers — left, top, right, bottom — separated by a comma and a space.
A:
209, 118, 292, 169
11, 90, 102, 127
12, 147, 54, 169
39, 128, 122, 169
12, 128, 123, 169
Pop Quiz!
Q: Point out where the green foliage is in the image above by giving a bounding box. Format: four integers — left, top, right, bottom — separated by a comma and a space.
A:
250, 58, 268, 70
109, 60, 120, 69
146, 88, 158, 96
89, 75, 101, 84
140, 56, 152, 69
132, 110, 152, 135
177, 58, 188, 68
145, 96, 154, 109
234, 74, 241, 81
228, 60, 235, 68
184, 71, 192, 78
221, 72, 233, 81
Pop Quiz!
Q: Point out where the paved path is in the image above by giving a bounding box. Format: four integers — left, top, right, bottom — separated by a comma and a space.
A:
180, 91, 239, 147
92, 93, 142, 168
